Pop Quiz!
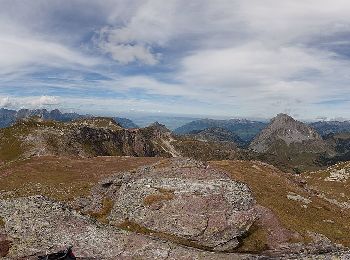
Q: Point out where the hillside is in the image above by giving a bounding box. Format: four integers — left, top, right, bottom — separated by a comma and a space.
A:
174, 118, 267, 142
185, 127, 245, 147
0, 117, 174, 164
248, 114, 330, 172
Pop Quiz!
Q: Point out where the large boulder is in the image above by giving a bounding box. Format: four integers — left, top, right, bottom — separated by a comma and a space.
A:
108, 158, 259, 251
0, 196, 256, 259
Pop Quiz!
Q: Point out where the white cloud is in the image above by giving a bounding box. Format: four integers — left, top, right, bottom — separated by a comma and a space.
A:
0, 96, 59, 109
97, 29, 159, 64
0, 97, 12, 107
29, 96, 59, 107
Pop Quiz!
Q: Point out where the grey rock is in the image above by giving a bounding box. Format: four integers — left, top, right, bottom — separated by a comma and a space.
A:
108, 158, 258, 251
0, 195, 257, 259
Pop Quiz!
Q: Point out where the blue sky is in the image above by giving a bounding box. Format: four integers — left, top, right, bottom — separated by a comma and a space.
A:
1, 0, 350, 120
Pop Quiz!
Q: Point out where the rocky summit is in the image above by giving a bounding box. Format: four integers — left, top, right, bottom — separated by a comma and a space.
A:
250, 113, 325, 153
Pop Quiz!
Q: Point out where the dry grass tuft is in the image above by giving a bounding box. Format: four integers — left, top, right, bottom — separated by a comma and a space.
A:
143, 192, 174, 206
88, 198, 114, 224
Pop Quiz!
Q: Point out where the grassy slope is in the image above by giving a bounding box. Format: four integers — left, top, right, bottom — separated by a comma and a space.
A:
211, 160, 350, 248
0, 156, 162, 201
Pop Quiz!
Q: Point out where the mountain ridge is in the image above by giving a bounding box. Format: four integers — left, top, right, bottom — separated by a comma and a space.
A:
0, 108, 139, 129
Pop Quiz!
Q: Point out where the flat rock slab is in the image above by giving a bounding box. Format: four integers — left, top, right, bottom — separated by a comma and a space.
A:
0, 196, 257, 259
109, 159, 258, 251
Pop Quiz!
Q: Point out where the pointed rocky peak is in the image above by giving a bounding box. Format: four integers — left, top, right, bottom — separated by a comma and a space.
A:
272, 113, 295, 123
49, 109, 62, 116
250, 113, 325, 153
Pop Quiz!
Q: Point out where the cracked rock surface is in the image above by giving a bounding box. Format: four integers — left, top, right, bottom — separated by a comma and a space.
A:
0, 195, 256, 259
106, 158, 258, 251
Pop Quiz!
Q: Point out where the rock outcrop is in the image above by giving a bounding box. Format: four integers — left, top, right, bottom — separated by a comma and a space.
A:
0, 195, 256, 259
75, 158, 259, 252
0, 117, 178, 162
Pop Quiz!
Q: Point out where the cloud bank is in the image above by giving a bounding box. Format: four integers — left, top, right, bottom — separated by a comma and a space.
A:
0, 0, 350, 119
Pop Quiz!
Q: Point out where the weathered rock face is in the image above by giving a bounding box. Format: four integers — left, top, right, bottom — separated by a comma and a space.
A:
0, 195, 256, 259
106, 158, 258, 252
0, 117, 177, 162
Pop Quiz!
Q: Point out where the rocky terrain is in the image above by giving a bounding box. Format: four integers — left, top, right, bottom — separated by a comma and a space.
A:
250, 114, 326, 154
0, 117, 175, 163
1, 157, 350, 259
248, 114, 331, 172
1, 113, 350, 258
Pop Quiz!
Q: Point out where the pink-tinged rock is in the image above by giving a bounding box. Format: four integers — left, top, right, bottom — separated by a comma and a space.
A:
0, 196, 258, 259
109, 174, 258, 251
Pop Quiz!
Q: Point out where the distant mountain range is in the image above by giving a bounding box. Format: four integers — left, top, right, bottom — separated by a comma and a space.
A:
185, 127, 245, 147
310, 121, 350, 136
174, 118, 268, 142
0, 108, 138, 129
174, 117, 350, 142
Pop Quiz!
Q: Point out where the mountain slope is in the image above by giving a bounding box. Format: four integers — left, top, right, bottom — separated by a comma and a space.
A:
0, 117, 175, 163
250, 114, 326, 154
186, 127, 245, 147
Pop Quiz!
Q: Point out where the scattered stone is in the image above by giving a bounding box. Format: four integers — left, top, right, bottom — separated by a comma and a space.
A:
287, 192, 312, 205
325, 168, 350, 182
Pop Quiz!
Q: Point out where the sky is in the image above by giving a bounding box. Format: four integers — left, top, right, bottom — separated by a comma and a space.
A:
0, 0, 350, 120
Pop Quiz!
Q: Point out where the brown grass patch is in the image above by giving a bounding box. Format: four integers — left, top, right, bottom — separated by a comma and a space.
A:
143, 191, 174, 206
211, 160, 350, 247
116, 219, 212, 251
88, 198, 114, 224
0, 156, 163, 202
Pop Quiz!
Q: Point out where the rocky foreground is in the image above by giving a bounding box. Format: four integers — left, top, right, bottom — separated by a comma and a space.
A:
1, 158, 350, 259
